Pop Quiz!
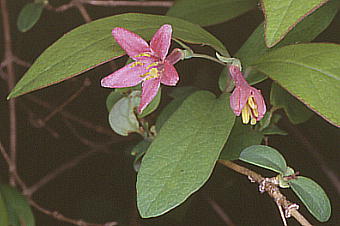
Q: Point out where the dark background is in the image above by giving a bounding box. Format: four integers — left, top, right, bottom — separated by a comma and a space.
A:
1, 0, 339, 225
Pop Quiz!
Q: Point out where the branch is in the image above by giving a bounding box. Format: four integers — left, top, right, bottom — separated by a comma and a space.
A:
80, 0, 173, 8
1, 0, 17, 186
218, 160, 312, 226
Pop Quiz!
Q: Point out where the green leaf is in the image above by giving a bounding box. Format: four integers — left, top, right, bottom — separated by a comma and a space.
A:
236, 1, 337, 83
137, 91, 235, 218
239, 145, 287, 174
271, 82, 313, 124
138, 88, 162, 118
155, 87, 199, 131
106, 91, 124, 112
0, 184, 35, 226
166, 0, 257, 27
261, 124, 288, 136
261, 0, 330, 47
108, 91, 140, 136
0, 191, 9, 226
17, 3, 44, 32
253, 43, 340, 127
8, 13, 227, 99
289, 176, 331, 222
219, 118, 263, 160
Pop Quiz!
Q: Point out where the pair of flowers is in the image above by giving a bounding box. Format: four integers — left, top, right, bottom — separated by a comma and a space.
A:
101, 24, 266, 124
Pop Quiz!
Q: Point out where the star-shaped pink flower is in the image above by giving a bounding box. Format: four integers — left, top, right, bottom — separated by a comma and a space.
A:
229, 65, 266, 125
101, 24, 183, 113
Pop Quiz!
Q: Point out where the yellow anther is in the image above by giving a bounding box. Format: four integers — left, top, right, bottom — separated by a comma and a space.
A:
250, 118, 257, 125
253, 108, 259, 118
248, 96, 257, 109
140, 68, 160, 79
135, 53, 151, 58
146, 62, 159, 69
241, 105, 250, 124
130, 61, 144, 68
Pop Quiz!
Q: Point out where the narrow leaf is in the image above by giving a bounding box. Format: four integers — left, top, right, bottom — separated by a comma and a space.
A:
166, 0, 257, 27
289, 176, 331, 222
253, 43, 340, 127
137, 91, 235, 218
239, 145, 287, 174
261, 0, 330, 47
9, 13, 227, 99
271, 82, 313, 124
17, 3, 44, 32
0, 185, 35, 226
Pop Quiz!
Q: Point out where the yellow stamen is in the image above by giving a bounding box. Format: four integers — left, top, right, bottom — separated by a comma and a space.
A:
241, 105, 250, 124
130, 61, 144, 68
253, 108, 259, 118
248, 96, 256, 109
140, 68, 160, 80
135, 53, 151, 58
146, 62, 159, 70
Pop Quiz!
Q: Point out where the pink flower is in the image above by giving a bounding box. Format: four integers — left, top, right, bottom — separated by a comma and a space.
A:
229, 65, 266, 125
101, 24, 183, 113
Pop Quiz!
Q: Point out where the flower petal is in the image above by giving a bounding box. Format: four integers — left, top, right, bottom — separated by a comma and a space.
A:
150, 24, 172, 60
112, 27, 150, 60
101, 63, 145, 88
165, 48, 183, 65
252, 88, 266, 120
230, 86, 250, 116
138, 78, 161, 113
160, 61, 179, 86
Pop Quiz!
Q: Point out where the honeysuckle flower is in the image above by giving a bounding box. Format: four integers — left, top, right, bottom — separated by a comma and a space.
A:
229, 65, 266, 125
101, 24, 183, 113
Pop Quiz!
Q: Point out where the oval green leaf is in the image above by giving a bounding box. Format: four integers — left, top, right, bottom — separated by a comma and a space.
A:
0, 184, 35, 226
289, 176, 331, 222
253, 43, 340, 127
270, 82, 313, 124
106, 91, 124, 112
137, 91, 235, 218
108, 91, 140, 136
261, 0, 330, 47
8, 13, 227, 99
166, 0, 256, 27
17, 3, 44, 32
239, 145, 287, 174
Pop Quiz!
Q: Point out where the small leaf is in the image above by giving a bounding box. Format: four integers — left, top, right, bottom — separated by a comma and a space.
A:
271, 82, 313, 124
9, 13, 228, 99
289, 176, 331, 222
137, 91, 235, 218
261, 0, 330, 47
0, 191, 9, 226
106, 91, 124, 111
253, 43, 340, 127
261, 124, 288, 136
239, 145, 287, 174
138, 88, 161, 118
17, 3, 44, 32
132, 140, 152, 172
219, 118, 264, 160
0, 184, 35, 226
108, 91, 140, 136
166, 0, 257, 26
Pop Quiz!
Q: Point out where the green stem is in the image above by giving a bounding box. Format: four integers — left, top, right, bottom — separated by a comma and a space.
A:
191, 53, 226, 66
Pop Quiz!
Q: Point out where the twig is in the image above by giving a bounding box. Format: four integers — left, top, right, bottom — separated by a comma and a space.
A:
1, 0, 18, 187
40, 78, 91, 125
25, 95, 115, 136
25, 149, 98, 196
80, 0, 173, 7
206, 197, 236, 226
74, 0, 92, 23
286, 123, 340, 196
29, 199, 117, 226
218, 160, 312, 226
